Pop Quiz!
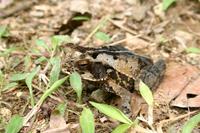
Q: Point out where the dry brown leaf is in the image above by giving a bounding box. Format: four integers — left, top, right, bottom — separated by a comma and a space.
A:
171, 75, 200, 108
131, 92, 148, 118
154, 62, 200, 108
42, 111, 70, 133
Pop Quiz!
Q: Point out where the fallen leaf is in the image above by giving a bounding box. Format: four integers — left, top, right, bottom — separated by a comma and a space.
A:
131, 92, 148, 118
42, 110, 69, 133
154, 62, 200, 108
171, 75, 200, 108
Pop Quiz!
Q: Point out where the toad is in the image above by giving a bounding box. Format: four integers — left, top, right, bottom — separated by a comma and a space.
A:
62, 44, 166, 115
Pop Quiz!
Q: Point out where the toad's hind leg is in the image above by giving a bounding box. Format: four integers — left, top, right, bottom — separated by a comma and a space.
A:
139, 59, 166, 90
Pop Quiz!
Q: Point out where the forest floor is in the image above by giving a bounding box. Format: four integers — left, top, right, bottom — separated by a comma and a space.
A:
0, 0, 200, 133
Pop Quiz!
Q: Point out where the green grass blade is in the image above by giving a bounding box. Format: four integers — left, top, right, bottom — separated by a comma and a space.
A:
90, 101, 132, 124
49, 57, 61, 86
35, 56, 47, 64
94, 31, 111, 42
139, 80, 154, 106
36, 39, 50, 52
25, 66, 40, 106
55, 103, 67, 117
182, 113, 200, 133
10, 73, 29, 81
51, 35, 72, 50
38, 76, 68, 104
162, 0, 176, 11
80, 108, 95, 133
2, 82, 18, 92
185, 47, 200, 54
72, 16, 90, 21
5, 115, 23, 133
69, 72, 82, 103
112, 123, 131, 133
24, 55, 31, 71
0, 25, 9, 38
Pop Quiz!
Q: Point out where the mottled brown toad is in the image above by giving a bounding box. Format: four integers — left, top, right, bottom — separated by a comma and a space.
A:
62, 44, 166, 115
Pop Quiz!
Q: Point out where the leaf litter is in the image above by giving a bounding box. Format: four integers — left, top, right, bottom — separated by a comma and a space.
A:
0, 0, 200, 132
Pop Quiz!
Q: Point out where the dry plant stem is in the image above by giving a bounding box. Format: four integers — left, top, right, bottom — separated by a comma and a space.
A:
157, 110, 198, 133
108, 34, 141, 46
81, 15, 110, 46
108, 18, 153, 42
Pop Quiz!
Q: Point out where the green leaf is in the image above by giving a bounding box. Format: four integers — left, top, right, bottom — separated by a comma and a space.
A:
34, 56, 47, 64
90, 101, 132, 124
0, 47, 16, 57
38, 76, 68, 104
24, 55, 31, 71
36, 39, 50, 52
0, 70, 4, 86
49, 57, 61, 86
5, 115, 23, 133
69, 72, 82, 103
112, 123, 131, 133
162, 0, 176, 11
51, 35, 72, 50
9, 73, 29, 81
80, 108, 95, 133
2, 82, 18, 92
94, 31, 111, 42
55, 103, 67, 117
139, 80, 154, 106
185, 47, 200, 54
182, 113, 200, 133
0, 25, 9, 38
72, 16, 90, 21
25, 66, 40, 106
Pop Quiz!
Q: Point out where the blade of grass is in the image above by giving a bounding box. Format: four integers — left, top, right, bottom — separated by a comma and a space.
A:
80, 108, 95, 133
36, 39, 50, 52
111, 123, 131, 133
139, 80, 153, 106
90, 101, 132, 124
69, 72, 82, 103
23, 76, 68, 125
185, 47, 200, 54
55, 103, 67, 117
25, 66, 40, 106
5, 115, 23, 133
10, 73, 29, 81
2, 82, 18, 92
182, 112, 200, 133
162, 0, 176, 11
94, 31, 111, 42
49, 57, 61, 86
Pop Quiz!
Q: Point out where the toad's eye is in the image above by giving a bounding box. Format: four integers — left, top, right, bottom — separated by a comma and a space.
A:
75, 59, 90, 70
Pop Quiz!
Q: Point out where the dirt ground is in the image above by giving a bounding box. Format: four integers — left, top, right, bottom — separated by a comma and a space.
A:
0, 0, 200, 133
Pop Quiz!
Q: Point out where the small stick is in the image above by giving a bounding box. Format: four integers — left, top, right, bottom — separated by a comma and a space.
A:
108, 18, 153, 42
156, 110, 198, 133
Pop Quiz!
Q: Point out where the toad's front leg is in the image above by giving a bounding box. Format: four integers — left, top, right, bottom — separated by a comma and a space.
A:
107, 79, 132, 116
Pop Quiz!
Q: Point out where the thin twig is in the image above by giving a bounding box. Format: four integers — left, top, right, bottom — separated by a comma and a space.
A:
108, 18, 153, 42
156, 110, 198, 133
